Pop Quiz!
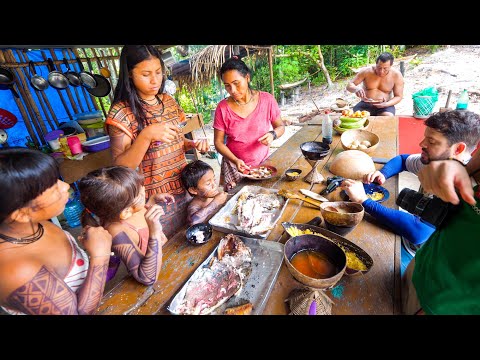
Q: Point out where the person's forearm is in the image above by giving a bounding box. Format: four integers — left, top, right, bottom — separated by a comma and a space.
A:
135, 237, 162, 285
347, 82, 360, 94
467, 150, 480, 176
184, 137, 195, 151
273, 124, 285, 138
112, 132, 151, 169
380, 154, 410, 179
384, 95, 403, 107
112, 232, 161, 286
77, 257, 109, 314
188, 201, 219, 226
215, 141, 240, 164
362, 199, 436, 245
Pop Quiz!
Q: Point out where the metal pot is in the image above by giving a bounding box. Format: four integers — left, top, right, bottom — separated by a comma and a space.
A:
62, 58, 81, 87
28, 61, 49, 91
0, 67, 20, 98
47, 58, 69, 90
75, 56, 97, 89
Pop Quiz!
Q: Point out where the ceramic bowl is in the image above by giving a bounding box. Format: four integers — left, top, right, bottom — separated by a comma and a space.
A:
284, 234, 346, 289
186, 222, 213, 245
285, 168, 302, 181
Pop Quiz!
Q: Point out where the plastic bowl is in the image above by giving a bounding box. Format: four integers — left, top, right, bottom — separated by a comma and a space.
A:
186, 222, 213, 245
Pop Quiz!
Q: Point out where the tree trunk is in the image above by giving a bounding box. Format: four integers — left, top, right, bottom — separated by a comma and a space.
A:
317, 46, 333, 87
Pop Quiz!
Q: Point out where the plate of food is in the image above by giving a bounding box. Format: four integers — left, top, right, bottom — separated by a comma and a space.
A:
363, 98, 384, 104
241, 165, 277, 180
340, 183, 390, 203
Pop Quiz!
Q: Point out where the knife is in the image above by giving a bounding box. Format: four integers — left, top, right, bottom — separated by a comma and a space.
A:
371, 157, 389, 164
300, 189, 330, 202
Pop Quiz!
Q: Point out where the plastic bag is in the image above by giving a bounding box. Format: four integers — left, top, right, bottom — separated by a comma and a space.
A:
412, 87, 439, 102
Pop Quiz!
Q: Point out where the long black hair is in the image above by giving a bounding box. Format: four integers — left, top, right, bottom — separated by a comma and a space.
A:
0, 147, 59, 224
113, 45, 166, 132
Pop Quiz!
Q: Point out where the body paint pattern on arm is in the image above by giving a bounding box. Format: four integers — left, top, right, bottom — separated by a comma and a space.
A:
7, 266, 77, 315
112, 231, 159, 285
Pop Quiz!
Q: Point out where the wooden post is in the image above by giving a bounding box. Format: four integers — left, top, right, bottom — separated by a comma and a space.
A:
49, 49, 79, 114
4, 50, 47, 139
268, 46, 275, 96
91, 47, 113, 103
0, 49, 40, 147
16, 49, 55, 131
108, 47, 119, 79
74, 47, 100, 112
400, 61, 405, 77
62, 49, 85, 113
69, 48, 94, 112
40, 50, 73, 120
79, 48, 106, 118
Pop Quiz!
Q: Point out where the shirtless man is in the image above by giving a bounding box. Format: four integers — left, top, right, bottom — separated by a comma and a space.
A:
346, 52, 404, 116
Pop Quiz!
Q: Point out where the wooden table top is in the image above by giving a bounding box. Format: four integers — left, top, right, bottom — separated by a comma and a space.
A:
97, 116, 401, 315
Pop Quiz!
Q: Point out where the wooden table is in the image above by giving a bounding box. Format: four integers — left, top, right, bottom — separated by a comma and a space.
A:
97, 116, 401, 315
58, 149, 112, 184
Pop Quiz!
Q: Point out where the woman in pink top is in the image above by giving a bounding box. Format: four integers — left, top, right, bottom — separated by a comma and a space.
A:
213, 56, 285, 190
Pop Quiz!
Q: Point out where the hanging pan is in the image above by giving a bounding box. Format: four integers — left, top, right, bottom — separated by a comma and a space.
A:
47, 58, 69, 90
85, 56, 111, 98
28, 61, 49, 91
75, 56, 97, 89
0, 67, 20, 98
62, 58, 81, 87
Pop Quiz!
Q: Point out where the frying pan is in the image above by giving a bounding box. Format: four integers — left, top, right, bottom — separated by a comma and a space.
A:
300, 141, 330, 160
47, 58, 69, 90
0, 67, 20, 98
75, 56, 97, 89
28, 61, 49, 91
0, 108, 18, 129
85, 56, 111, 98
62, 58, 81, 87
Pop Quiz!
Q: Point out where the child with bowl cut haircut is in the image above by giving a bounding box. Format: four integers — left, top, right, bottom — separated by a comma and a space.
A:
181, 160, 228, 226
78, 165, 173, 286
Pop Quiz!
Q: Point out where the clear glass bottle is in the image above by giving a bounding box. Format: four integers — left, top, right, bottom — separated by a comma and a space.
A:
63, 191, 85, 228
456, 89, 469, 110
322, 114, 333, 144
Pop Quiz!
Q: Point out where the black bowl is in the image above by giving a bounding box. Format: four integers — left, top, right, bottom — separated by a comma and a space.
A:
300, 141, 330, 160
186, 223, 213, 245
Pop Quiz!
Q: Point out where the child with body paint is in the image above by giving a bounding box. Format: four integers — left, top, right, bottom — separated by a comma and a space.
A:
78, 165, 173, 286
180, 160, 228, 226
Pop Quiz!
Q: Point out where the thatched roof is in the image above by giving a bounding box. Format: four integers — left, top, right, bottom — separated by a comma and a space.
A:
171, 45, 271, 88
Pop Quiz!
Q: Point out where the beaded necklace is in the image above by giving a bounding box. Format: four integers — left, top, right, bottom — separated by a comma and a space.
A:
0, 223, 44, 245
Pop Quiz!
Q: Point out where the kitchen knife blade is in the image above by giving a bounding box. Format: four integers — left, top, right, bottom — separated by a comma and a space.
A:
371, 157, 389, 164
299, 189, 330, 202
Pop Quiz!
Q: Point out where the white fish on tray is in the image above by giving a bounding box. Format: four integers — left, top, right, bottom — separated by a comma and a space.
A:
209, 185, 288, 239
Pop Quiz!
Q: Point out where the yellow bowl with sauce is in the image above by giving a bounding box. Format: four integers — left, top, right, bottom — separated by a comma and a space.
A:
284, 234, 346, 289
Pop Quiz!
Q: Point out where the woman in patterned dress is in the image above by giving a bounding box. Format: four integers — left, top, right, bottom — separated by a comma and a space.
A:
105, 45, 208, 238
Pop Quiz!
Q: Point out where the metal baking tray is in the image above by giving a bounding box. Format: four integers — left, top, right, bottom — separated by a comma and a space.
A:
167, 236, 284, 315
209, 185, 289, 239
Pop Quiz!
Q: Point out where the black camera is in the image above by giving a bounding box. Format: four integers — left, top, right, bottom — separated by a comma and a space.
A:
396, 188, 458, 228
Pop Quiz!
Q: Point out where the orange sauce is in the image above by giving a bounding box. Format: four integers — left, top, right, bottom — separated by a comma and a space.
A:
290, 250, 337, 279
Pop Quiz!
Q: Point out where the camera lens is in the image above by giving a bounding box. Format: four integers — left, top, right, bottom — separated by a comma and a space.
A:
397, 188, 452, 227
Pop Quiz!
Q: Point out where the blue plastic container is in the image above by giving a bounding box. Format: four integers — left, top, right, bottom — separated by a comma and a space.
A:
63, 194, 85, 228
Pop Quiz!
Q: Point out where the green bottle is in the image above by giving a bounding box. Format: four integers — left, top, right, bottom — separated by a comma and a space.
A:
456, 89, 469, 110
